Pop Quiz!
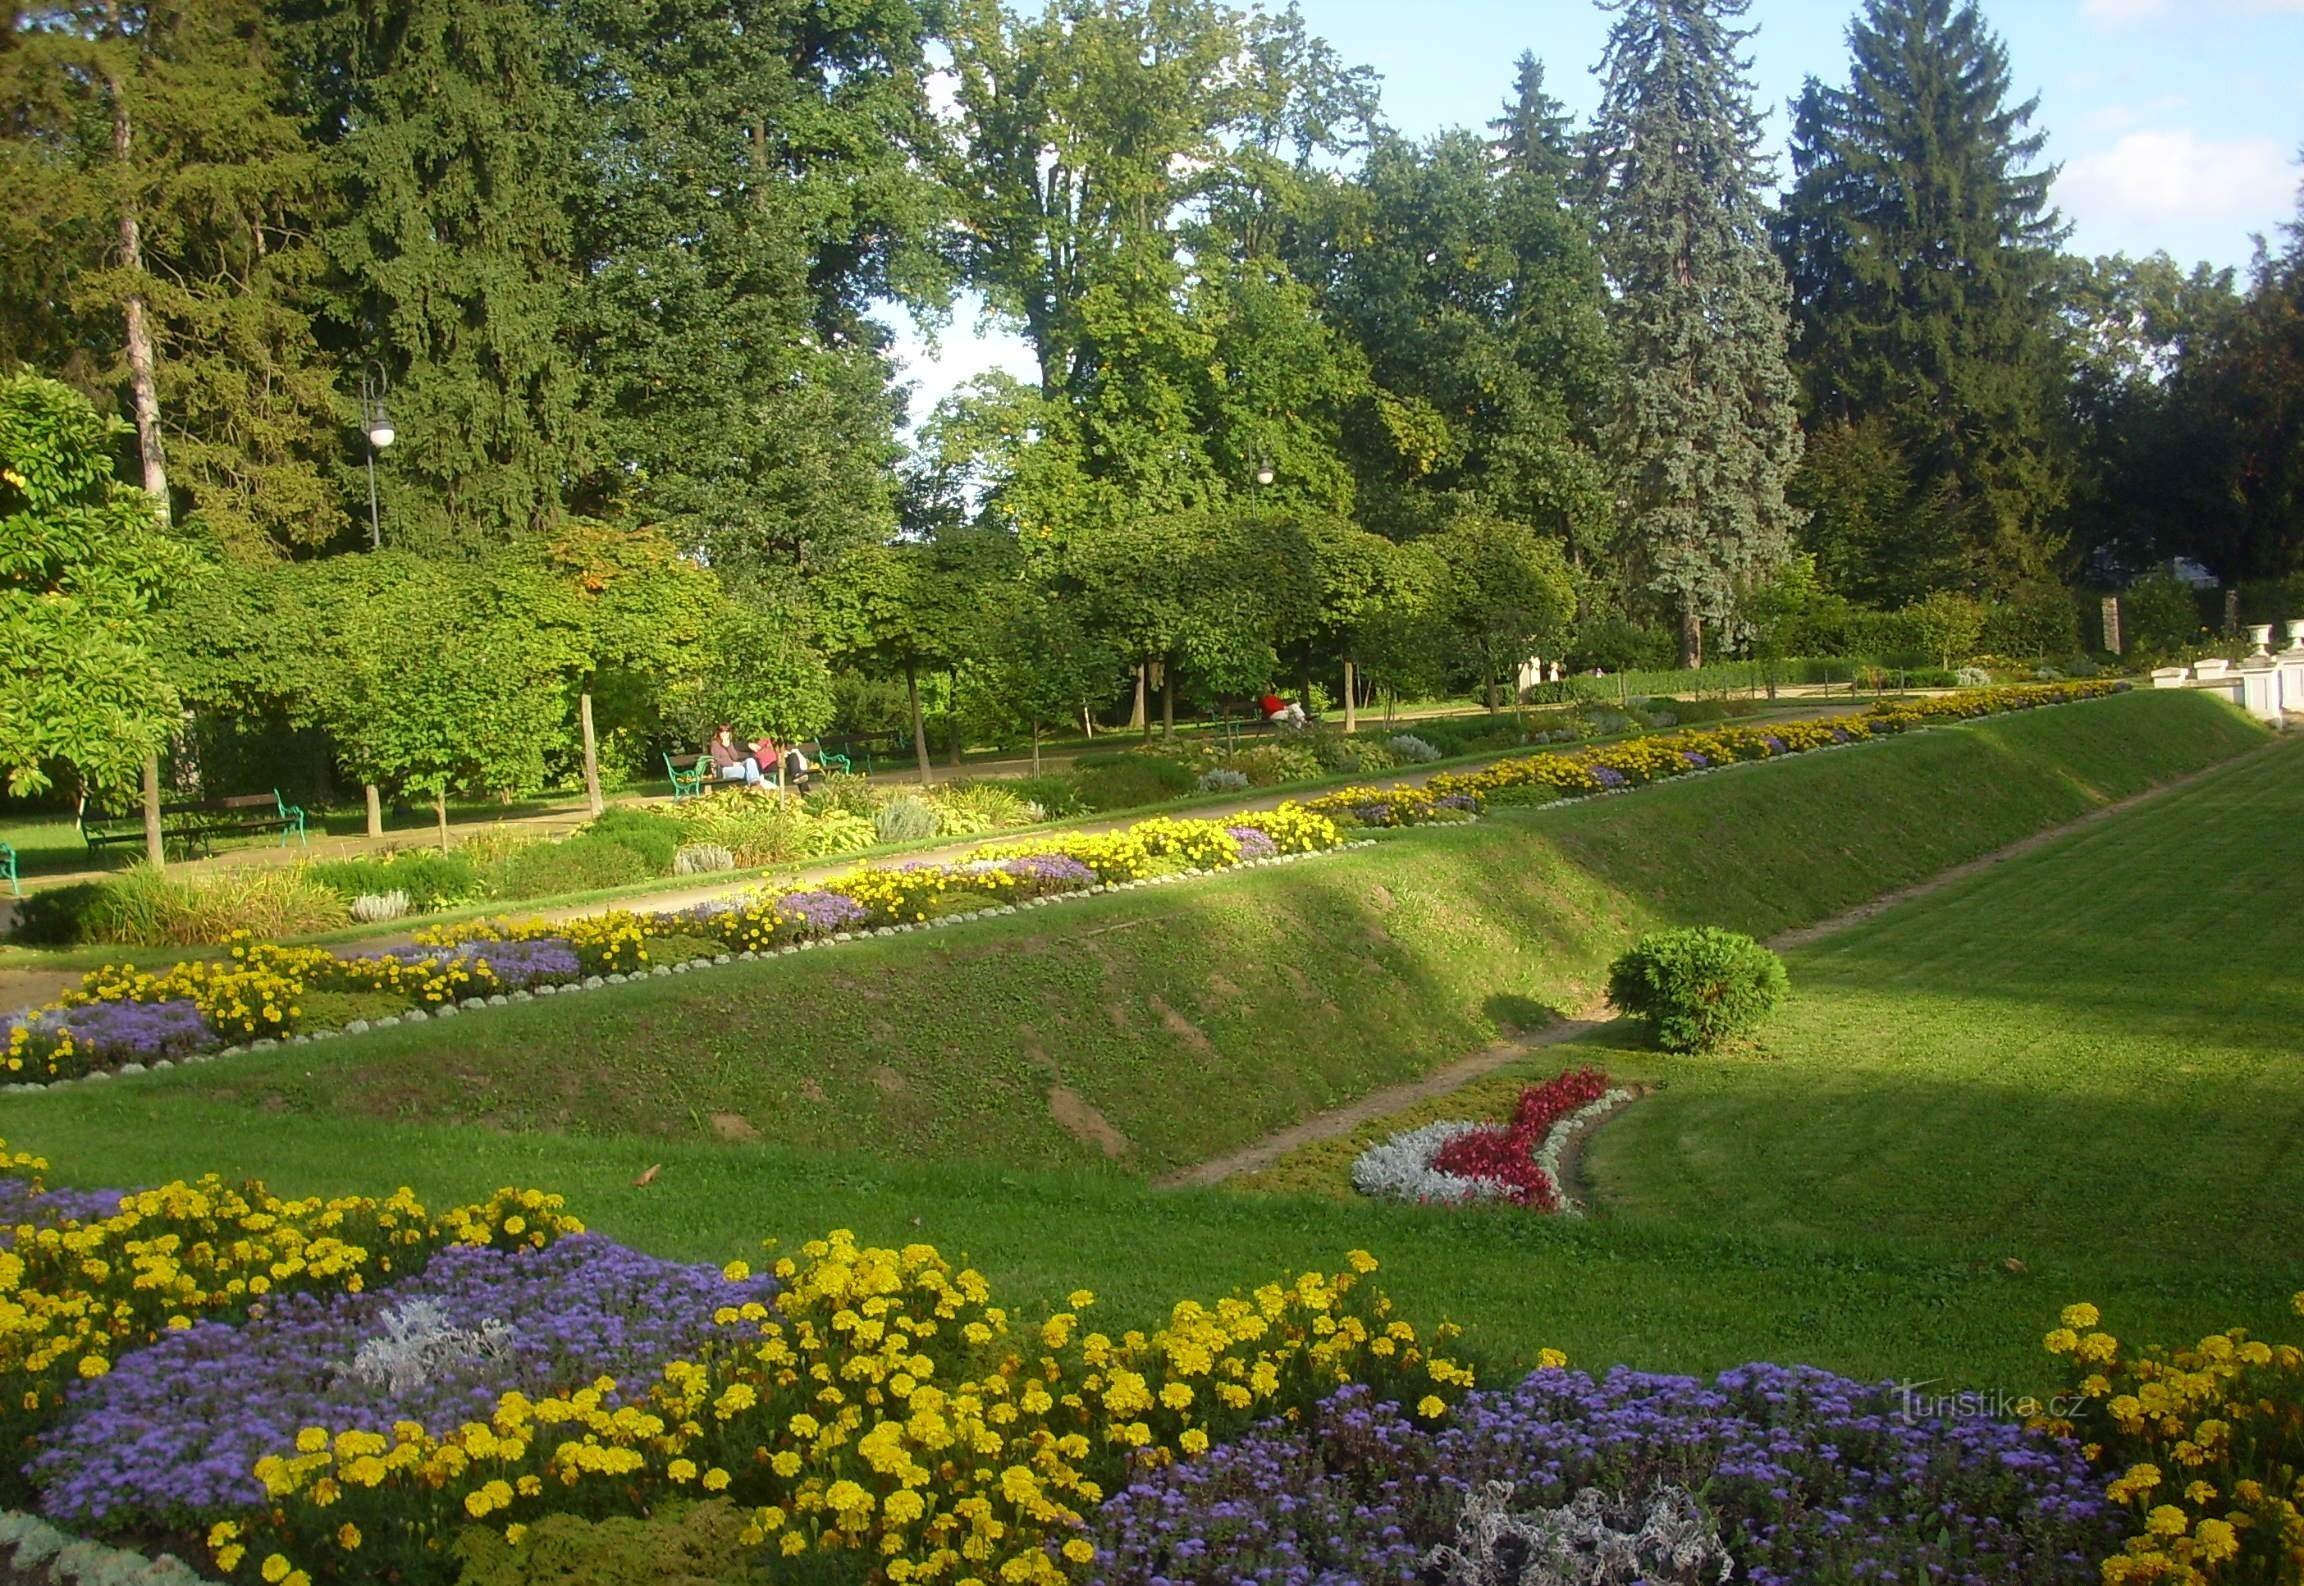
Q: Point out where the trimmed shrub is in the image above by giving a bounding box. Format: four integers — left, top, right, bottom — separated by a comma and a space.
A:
6, 882, 108, 946
873, 795, 942, 843
80, 864, 348, 947
483, 836, 653, 902
672, 844, 736, 876
579, 808, 685, 874
311, 850, 482, 913
1386, 733, 1441, 763
1606, 927, 1788, 1054
1220, 742, 1323, 787
1071, 753, 1195, 812
1008, 775, 1088, 819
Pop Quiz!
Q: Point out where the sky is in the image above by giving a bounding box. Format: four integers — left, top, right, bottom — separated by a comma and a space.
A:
879, 0, 2304, 433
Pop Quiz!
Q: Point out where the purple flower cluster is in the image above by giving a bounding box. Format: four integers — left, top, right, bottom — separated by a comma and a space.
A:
773, 890, 872, 935
1591, 766, 1628, 789
1003, 854, 1099, 896
1079, 1367, 2114, 1586
27, 999, 210, 1068
1830, 727, 1854, 743
1432, 794, 1480, 813
33, 1234, 776, 1525
1681, 750, 1710, 768
0, 1177, 127, 1240
1764, 735, 1787, 753
1226, 826, 1280, 861
388, 939, 580, 990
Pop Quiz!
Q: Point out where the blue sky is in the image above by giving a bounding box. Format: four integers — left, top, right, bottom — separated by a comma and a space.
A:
885, 0, 2304, 428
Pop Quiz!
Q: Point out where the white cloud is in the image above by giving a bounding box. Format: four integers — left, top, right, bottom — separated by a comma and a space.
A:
2057, 129, 2297, 230
2079, 102, 2141, 134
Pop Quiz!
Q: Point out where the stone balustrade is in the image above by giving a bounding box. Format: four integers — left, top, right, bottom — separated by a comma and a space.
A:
2148, 620, 2304, 723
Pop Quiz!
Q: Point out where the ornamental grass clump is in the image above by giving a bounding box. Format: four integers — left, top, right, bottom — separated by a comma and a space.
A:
1606, 928, 1786, 1054
82, 865, 349, 948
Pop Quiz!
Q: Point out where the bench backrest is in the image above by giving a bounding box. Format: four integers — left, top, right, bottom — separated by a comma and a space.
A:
666, 752, 707, 771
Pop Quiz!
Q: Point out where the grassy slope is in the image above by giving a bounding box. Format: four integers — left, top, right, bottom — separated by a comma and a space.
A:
0, 689, 2281, 1391
19, 689, 2254, 1173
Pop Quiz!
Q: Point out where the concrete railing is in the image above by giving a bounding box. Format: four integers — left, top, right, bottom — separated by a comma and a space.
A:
2148, 621, 2304, 724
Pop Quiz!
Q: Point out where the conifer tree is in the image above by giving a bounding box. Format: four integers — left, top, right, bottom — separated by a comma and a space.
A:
1777, 0, 2071, 592
1583, 0, 1803, 667
1488, 51, 1574, 186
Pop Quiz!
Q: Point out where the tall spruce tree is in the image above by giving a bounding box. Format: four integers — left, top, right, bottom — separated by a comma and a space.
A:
1777, 0, 2071, 593
289, 0, 596, 552
1489, 51, 1574, 186
1583, 0, 1803, 666
1, 3, 344, 553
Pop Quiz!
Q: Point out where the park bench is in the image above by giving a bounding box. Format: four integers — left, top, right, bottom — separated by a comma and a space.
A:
78, 790, 305, 860
0, 841, 16, 898
664, 751, 712, 801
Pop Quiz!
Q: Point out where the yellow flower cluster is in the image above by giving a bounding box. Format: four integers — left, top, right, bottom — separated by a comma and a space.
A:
1868, 679, 2126, 731
415, 913, 650, 974
224, 1235, 1483, 1586
0, 1145, 581, 1461
821, 863, 1024, 925
1229, 803, 1344, 854
1301, 786, 1480, 827
2041, 1293, 2304, 1584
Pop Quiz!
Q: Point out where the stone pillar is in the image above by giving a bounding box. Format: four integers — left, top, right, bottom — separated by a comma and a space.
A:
2237, 656, 2282, 723
2101, 596, 2122, 655
2148, 666, 2191, 689
2193, 657, 2232, 680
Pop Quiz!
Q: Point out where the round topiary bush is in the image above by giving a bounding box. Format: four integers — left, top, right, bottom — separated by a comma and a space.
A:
1605, 927, 1787, 1053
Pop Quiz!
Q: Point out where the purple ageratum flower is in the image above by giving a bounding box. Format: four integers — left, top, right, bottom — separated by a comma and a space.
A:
1433, 795, 1480, 813
1079, 1369, 2114, 1586
32, 1234, 777, 1526
1591, 766, 1628, 790
773, 890, 871, 935
1681, 750, 1710, 768
1831, 727, 1853, 743
389, 939, 580, 991
1226, 826, 1279, 861
1764, 735, 1787, 753
27, 999, 211, 1071
0, 1177, 128, 1241
1002, 855, 1099, 897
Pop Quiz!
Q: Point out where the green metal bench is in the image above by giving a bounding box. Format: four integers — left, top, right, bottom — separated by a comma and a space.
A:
79, 789, 305, 860
664, 752, 711, 801
0, 841, 16, 898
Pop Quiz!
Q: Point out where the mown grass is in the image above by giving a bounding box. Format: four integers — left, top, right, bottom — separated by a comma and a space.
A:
0, 689, 2281, 1392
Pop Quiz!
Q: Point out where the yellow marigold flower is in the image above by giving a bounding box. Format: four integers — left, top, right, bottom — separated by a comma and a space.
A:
1179, 1427, 1208, 1455
703, 1467, 731, 1492
2061, 1302, 2101, 1330
1068, 1289, 1095, 1309
1346, 1250, 1378, 1274
724, 1259, 751, 1282
668, 1458, 698, 1483
2043, 1328, 2079, 1355
336, 1524, 361, 1551
1537, 1348, 1568, 1370
1417, 1395, 1446, 1418
505, 1524, 528, 1547
75, 1355, 108, 1379
214, 1547, 246, 1574
261, 1556, 292, 1584
2144, 1504, 2188, 1538
884, 1490, 926, 1525
295, 1427, 328, 1454
1062, 1539, 1096, 1564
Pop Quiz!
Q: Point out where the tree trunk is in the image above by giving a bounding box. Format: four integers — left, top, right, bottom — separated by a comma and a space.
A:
105, 56, 168, 519
903, 659, 931, 786
433, 789, 449, 851
579, 688, 603, 816
1030, 721, 1042, 776
1134, 663, 1150, 739
1081, 705, 1095, 739
1161, 664, 1175, 737
141, 756, 163, 869
948, 669, 964, 769
1678, 604, 1703, 669
1342, 658, 1357, 734
364, 782, 383, 839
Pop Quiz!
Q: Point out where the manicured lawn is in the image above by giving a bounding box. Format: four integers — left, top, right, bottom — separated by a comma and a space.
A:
0, 690, 2287, 1394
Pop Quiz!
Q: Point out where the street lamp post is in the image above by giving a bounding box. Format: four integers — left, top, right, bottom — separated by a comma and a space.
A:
1253, 454, 1275, 487
358, 362, 395, 550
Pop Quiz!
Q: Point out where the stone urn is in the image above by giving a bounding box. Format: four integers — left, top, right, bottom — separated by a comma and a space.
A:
2286, 619, 2304, 652
2248, 624, 2274, 656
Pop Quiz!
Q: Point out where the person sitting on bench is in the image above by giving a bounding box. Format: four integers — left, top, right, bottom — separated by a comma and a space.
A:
783, 741, 815, 796
709, 725, 769, 786
1259, 691, 1307, 729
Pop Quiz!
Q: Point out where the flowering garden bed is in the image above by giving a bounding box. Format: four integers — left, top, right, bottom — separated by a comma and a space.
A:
1351, 1068, 1635, 1212
0, 1140, 2265, 1586
1, 682, 2127, 1091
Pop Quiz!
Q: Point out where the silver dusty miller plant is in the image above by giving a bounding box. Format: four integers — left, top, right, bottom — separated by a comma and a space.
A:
1420, 1482, 1732, 1586
344, 1298, 515, 1397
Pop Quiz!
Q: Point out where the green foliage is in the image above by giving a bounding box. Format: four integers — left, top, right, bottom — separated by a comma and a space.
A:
451, 1500, 770, 1586
673, 602, 836, 747
929, 781, 1045, 831
1220, 743, 1324, 786
1421, 516, 1578, 697
1778, 0, 2072, 592
296, 989, 418, 1030
1606, 926, 1789, 1054
1007, 775, 1088, 819
0, 373, 195, 798
1899, 590, 1987, 669
482, 836, 653, 903
578, 809, 685, 875
872, 795, 942, 844
1303, 731, 1399, 775
80, 863, 348, 948
1070, 754, 1197, 812
671, 793, 878, 868
5, 883, 110, 947
2121, 573, 2209, 660
1584, 0, 1803, 665
308, 851, 482, 913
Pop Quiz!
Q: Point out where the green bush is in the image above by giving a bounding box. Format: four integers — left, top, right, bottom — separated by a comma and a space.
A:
1070, 753, 1195, 812
5, 881, 108, 946
482, 836, 653, 902
79, 864, 348, 947
802, 772, 879, 819
1606, 926, 1788, 1054
452, 1500, 770, 1586
929, 780, 1043, 833
638, 930, 723, 966
1008, 775, 1087, 819
310, 850, 482, 912
874, 794, 942, 843
580, 807, 684, 874
1217, 742, 1322, 787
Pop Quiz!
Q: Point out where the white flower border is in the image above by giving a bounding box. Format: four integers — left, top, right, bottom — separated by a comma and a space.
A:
1530, 1088, 1638, 1218
4, 841, 1384, 1094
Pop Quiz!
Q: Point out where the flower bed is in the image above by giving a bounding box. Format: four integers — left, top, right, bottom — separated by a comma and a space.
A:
1352, 1069, 1623, 1210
